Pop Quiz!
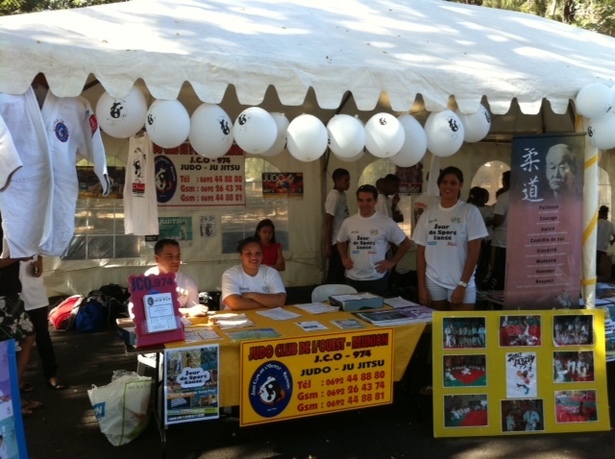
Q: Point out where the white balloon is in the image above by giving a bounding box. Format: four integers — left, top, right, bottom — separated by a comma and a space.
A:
96, 86, 147, 138
233, 107, 277, 154
458, 105, 491, 143
336, 149, 366, 163
391, 114, 426, 167
424, 110, 465, 157
286, 114, 328, 162
327, 114, 365, 159
364, 113, 405, 158
575, 83, 614, 119
189, 103, 233, 158
145, 99, 190, 148
588, 114, 615, 150
259, 112, 289, 157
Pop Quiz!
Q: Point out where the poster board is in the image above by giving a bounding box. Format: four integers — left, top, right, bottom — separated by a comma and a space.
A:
432, 310, 610, 437
240, 329, 394, 426
128, 272, 185, 348
163, 344, 220, 425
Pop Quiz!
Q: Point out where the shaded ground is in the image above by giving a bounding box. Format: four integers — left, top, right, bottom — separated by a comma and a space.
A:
20, 323, 615, 459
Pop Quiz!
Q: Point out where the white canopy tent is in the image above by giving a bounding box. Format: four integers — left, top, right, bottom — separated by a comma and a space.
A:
1, 0, 614, 304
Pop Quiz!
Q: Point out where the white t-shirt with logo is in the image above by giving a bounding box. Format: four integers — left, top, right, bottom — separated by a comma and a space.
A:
221, 265, 286, 309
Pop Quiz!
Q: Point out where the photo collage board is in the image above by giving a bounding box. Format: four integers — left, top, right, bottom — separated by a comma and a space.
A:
432, 310, 610, 437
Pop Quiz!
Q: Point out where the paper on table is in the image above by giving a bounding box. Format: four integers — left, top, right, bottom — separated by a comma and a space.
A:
384, 297, 422, 309
294, 302, 339, 314
210, 313, 255, 330
256, 307, 302, 320
296, 321, 328, 331
184, 329, 222, 342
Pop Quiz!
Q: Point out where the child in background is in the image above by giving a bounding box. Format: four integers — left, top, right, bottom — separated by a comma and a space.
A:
254, 219, 285, 271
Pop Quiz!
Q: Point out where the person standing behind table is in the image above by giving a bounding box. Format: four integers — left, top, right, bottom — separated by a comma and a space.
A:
325, 168, 350, 284
596, 205, 615, 279
384, 174, 404, 223
412, 167, 488, 311
19, 255, 67, 391
337, 184, 411, 296
467, 186, 493, 289
254, 219, 285, 271
221, 236, 287, 310
490, 171, 510, 291
129, 239, 207, 318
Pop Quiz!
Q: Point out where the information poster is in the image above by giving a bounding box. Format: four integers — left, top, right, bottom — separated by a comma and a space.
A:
262, 172, 303, 199
0, 340, 28, 459
158, 217, 192, 244
240, 329, 394, 426
432, 310, 610, 437
505, 134, 584, 309
154, 144, 245, 207
163, 344, 220, 425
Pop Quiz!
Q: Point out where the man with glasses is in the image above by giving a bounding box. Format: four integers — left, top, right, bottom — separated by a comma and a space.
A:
336, 184, 411, 296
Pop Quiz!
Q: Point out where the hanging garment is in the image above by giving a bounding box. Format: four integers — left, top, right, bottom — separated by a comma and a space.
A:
123, 133, 159, 235
0, 88, 53, 258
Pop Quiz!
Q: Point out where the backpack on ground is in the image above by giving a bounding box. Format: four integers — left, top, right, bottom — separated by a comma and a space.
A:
74, 291, 109, 333
48, 295, 84, 331
98, 283, 130, 323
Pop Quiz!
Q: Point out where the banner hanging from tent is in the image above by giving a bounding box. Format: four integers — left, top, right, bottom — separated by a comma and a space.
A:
505, 134, 585, 310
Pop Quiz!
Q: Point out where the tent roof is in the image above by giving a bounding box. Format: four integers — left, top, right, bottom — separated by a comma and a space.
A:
1, 0, 615, 115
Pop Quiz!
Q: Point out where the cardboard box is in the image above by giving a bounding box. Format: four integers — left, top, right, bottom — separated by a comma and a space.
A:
116, 318, 137, 346
329, 292, 384, 312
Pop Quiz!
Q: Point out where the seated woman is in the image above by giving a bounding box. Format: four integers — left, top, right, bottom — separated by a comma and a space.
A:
254, 219, 285, 271
221, 236, 287, 310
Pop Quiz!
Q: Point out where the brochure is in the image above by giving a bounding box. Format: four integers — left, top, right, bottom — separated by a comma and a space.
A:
296, 321, 328, 331
384, 296, 422, 309
294, 302, 339, 314
225, 328, 281, 341
256, 307, 302, 320
209, 313, 255, 330
330, 318, 366, 330
143, 292, 179, 333
184, 329, 222, 342
355, 305, 433, 326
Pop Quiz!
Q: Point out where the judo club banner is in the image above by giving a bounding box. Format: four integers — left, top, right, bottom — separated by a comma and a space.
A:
505, 134, 584, 310
154, 144, 245, 207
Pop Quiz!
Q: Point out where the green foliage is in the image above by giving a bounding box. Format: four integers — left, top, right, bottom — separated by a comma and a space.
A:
0, 0, 126, 15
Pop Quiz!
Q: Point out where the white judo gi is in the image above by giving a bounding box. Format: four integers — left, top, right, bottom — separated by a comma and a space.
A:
0, 86, 109, 257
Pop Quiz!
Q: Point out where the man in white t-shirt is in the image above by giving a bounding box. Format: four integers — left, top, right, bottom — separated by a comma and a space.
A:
337, 184, 411, 296
325, 168, 350, 284
129, 239, 207, 318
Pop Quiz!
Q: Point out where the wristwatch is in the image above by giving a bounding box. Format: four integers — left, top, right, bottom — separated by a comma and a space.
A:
458, 280, 468, 288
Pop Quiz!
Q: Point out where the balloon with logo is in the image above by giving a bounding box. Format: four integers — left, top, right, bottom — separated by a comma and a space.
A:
96, 86, 147, 138
458, 104, 491, 143
258, 112, 289, 157
575, 83, 614, 119
390, 114, 426, 167
189, 103, 233, 158
145, 99, 190, 148
233, 107, 277, 154
424, 109, 465, 157
364, 113, 405, 158
327, 114, 365, 159
286, 114, 328, 162
587, 114, 615, 150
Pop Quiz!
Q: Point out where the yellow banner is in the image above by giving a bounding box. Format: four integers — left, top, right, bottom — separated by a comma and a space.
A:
240, 329, 394, 426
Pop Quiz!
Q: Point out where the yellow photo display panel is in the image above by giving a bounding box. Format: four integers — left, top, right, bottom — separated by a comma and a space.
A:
432, 310, 610, 437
